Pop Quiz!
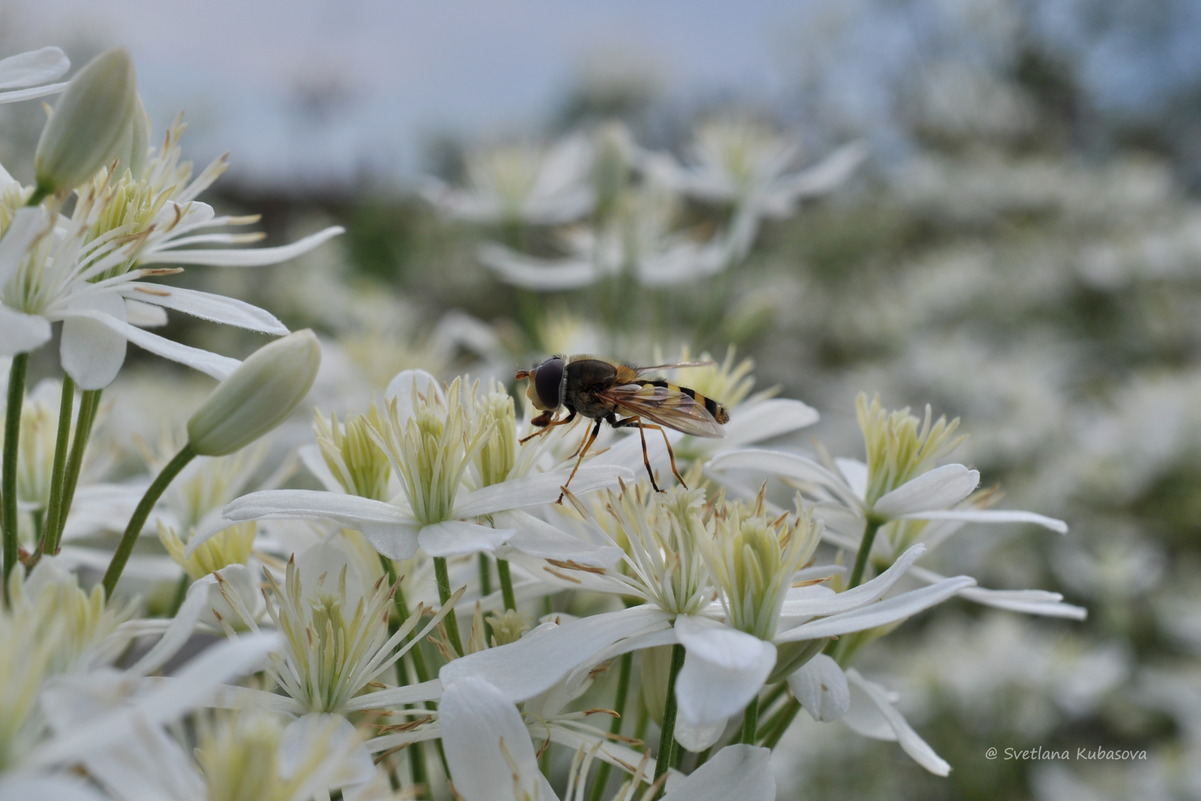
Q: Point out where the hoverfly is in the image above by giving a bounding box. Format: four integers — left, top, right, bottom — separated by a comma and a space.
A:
516, 355, 729, 501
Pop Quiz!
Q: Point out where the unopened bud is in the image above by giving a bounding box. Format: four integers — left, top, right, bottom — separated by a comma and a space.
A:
187, 330, 321, 456
33, 48, 139, 199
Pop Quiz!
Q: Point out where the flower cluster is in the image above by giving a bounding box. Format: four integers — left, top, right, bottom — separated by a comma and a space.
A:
0, 44, 1089, 801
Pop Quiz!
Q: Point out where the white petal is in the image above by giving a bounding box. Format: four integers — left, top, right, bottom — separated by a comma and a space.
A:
674, 615, 776, 729
0, 776, 110, 801
452, 464, 633, 518
707, 449, 863, 509
60, 291, 127, 389
500, 510, 623, 567
63, 306, 240, 379
142, 226, 343, 267
344, 678, 443, 712
958, 586, 1087, 619
873, 464, 979, 518
777, 140, 868, 199
124, 297, 168, 327
724, 398, 819, 445
0, 206, 50, 288
777, 576, 975, 643
128, 573, 220, 674
834, 458, 868, 500
360, 521, 421, 561
780, 544, 927, 618
674, 718, 728, 753
0, 46, 69, 90
663, 744, 774, 801
280, 714, 375, 787
441, 676, 555, 801
844, 670, 951, 776
903, 508, 1068, 533
125, 283, 288, 334
478, 242, 599, 290
440, 606, 672, 702
224, 489, 408, 525
788, 653, 850, 722
0, 305, 51, 355
36, 632, 283, 767
418, 520, 513, 557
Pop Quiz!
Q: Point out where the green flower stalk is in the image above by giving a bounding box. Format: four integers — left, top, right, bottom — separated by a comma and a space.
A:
103, 331, 320, 597
32, 48, 140, 203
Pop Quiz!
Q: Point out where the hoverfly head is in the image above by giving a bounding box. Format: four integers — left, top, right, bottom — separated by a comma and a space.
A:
517, 355, 567, 412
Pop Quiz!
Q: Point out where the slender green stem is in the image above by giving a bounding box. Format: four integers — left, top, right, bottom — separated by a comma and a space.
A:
45, 389, 101, 555
37, 376, 75, 557
496, 557, 517, 612
847, 517, 883, 589
587, 652, 633, 801
167, 571, 190, 617
3, 353, 30, 591
26, 185, 50, 207
477, 552, 492, 598
758, 696, 802, 750
102, 444, 197, 598
378, 555, 430, 793
652, 643, 687, 790
739, 694, 761, 745
432, 556, 464, 657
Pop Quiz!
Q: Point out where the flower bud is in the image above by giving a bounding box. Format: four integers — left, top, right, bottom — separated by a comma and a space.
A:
187, 330, 321, 456
33, 48, 139, 198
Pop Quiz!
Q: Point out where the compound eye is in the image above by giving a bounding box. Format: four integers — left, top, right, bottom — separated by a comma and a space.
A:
530, 356, 565, 411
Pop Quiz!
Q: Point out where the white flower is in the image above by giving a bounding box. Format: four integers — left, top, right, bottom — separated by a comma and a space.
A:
641, 116, 866, 218
0, 47, 69, 105
0, 117, 342, 388
440, 675, 776, 801
423, 134, 595, 225
224, 371, 632, 561
442, 486, 972, 752
479, 184, 739, 290
707, 393, 1079, 620
0, 561, 280, 797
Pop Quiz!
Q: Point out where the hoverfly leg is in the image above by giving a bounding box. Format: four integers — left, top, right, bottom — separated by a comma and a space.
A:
643, 422, 687, 489
519, 410, 575, 445
612, 416, 685, 492
558, 418, 604, 504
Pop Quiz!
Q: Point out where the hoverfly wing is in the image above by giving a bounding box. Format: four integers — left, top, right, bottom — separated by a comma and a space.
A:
603, 383, 726, 438
631, 361, 716, 376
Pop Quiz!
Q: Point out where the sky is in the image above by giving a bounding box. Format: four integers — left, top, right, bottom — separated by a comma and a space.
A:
3, 0, 805, 189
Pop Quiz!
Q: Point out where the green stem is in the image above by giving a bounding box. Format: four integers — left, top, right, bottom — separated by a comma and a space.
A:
847, 517, 883, 589
496, 557, 517, 612
37, 376, 75, 558
758, 696, 802, 750
46, 389, 101, 554
102, 444, 197, 598
739, 694, 761, 745
167, 571, 190, 617
587, 652, 633, 801
2, 353, 30, 592
477, 552, 492, 598
432, 556, 464, 657
652, 643, 687, 790
378, 555, 431, 793
26, 185, 50, 207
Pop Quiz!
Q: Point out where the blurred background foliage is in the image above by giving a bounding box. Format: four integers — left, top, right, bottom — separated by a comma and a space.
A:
6, 0, 1200, 798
